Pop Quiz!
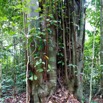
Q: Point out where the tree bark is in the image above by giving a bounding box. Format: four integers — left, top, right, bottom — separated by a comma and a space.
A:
75, 0, 85, 102
27, 0, 40, 102
25, 0, 86, 102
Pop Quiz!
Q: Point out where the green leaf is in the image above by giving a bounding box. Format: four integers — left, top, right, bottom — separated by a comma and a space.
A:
37, 68, 43, 72
35, 7, 41, 12
29, 75, 38, 81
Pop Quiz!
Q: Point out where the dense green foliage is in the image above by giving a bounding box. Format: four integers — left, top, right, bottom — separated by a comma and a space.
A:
0, 0, 102, 102
84, 0, 101, 97
0, 0, 26, 97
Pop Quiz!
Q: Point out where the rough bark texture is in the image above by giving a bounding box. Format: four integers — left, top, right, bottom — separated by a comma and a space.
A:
27, 0, 57, 102
28, 0, 40, 103
76, 0, 85, 101
26, 0, 85, 102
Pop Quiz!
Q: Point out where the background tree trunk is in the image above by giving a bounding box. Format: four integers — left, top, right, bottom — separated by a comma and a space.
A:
76, 0, 85, 101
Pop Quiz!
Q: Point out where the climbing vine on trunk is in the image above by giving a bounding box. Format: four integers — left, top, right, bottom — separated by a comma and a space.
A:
24, 0, 86, 102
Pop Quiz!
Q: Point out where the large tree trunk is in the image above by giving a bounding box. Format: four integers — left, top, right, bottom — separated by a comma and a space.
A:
26, 0, 57, 102
25, 0, 85, 102
48, 1, 86, 102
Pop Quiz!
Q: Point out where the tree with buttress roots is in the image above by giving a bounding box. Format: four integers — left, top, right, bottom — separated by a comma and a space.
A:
25, 0, 86, 102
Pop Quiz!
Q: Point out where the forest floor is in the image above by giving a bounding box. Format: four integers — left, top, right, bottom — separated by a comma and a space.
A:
2, 88, 103, 103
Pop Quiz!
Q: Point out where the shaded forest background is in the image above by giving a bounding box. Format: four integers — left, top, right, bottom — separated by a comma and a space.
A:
0, 0, 103, 103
